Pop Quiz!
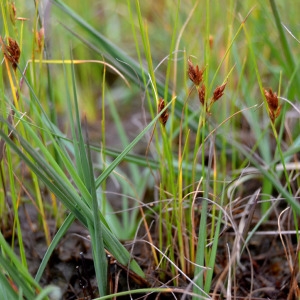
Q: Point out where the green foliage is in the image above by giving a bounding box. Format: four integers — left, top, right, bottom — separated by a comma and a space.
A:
0, 0, 299, 299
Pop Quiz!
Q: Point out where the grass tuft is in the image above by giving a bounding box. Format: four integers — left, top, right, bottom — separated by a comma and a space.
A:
0, 1, 299, 299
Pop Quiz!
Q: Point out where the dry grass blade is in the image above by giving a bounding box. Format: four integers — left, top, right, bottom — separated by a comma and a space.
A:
241, 188, 260, 243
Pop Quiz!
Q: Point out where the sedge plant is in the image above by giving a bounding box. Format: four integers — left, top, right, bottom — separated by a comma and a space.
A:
1, 0, 300, 299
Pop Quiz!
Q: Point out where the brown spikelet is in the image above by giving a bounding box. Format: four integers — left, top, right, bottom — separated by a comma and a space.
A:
198, 84, 206, 106
264, 88, 281, 123
1, 37, 20, 71
35, 27, 44, 53
213, 82, 227, 102
188, 58, 205, 86
158, 98, 169, 126
10, 2, 17, 25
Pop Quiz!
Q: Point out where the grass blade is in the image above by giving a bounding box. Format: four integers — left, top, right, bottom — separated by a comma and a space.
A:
35, 213, 75, 282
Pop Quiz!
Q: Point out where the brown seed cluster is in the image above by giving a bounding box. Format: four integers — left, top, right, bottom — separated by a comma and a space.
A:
213, 82, 227, 102
188, 58, 205, 86
264, 88, 281, 123
188, 57, 226, 113
198, 84, 206, 105
1, 37, 21, 71
158, 98, 169, 126
35, 27, 45, 53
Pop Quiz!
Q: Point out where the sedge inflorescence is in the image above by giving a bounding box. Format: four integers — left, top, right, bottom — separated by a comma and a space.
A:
264, 88, 281, 123
188, 57, 227, 113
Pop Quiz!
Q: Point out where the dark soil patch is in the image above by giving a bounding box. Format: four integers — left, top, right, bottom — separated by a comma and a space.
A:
2, 195, 299, 300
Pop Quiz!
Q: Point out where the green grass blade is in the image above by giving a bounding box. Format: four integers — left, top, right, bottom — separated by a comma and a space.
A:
269, 0, 299, 85
231, 139, 300, 213
35, 213, 75, 282
193, 200, 208, 296
0, 256, 35, 299
0, 116, 143, 277
86, 137, 107, 296
69, 61, 92, 191
0, 272, 18, 300
34, 285, 61, 300
204, 202, 223, 293
0, 233, 42, 299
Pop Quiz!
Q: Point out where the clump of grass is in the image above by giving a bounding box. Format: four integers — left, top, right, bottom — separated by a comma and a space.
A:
1, 1, 300, 299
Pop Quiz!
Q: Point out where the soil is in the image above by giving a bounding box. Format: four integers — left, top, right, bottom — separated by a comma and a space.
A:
2, 191, 299, 300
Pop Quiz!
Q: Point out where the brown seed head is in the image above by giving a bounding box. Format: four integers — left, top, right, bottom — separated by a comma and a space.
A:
213, 82, 227, 102
264, 88, 279, 110
1, 37, 20, 71
188, 58, 204, 86
158, 98, 169, 126
198, 84, 206, 106
264, 88, 281, 123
